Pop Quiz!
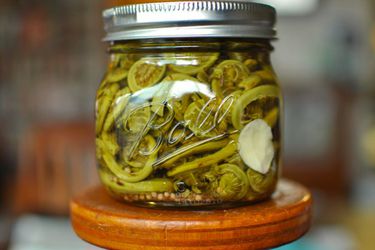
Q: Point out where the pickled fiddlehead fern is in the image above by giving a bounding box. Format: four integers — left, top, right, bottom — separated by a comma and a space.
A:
167, 141, 237, 177
247, 164, 277, 194
102, 135, 157, 183
211, 164, 249, 200
128, 59, 166, 92
211, 60, 250, 98
100, 169, 173, 194
168, 53, 219, 75
96, 41, 281, 206
231, 85, 279, 130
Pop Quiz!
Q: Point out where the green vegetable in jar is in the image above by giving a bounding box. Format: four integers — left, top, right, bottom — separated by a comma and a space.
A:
95, 42, 281, 206
247, 164, 277, 194
100, 168, 173, 194
231, 85, 279, 130
96, 83, 120, 135
167, 141, 237, 177
211, 60, 250, 98
210, 164, 249, 200
128, 59, 166, 92
168, 53, 219, 75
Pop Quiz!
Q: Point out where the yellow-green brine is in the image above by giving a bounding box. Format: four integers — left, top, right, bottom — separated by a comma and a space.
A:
96, 1, 282, 208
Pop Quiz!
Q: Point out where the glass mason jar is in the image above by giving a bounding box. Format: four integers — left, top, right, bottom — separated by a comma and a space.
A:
96, 1, 282, 208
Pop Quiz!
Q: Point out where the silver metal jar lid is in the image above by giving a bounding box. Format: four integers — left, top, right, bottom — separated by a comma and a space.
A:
102, 1, 276, 41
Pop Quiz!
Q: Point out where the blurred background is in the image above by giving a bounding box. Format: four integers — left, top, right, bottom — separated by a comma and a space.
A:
0, 0, 375, 249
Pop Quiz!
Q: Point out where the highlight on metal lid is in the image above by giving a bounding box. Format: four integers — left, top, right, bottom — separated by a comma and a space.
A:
102, 1, 277, 41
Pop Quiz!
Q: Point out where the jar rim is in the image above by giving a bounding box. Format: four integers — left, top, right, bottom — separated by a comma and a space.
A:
102, 1, 277, 41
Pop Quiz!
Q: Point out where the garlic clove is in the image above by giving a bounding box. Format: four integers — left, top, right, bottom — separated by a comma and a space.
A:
238, 119, 274, 174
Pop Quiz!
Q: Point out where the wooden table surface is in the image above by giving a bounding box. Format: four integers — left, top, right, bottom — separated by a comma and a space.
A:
70, 179, 312, 250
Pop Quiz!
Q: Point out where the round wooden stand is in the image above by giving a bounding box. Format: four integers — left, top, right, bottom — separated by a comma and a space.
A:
70, 179, 312, 250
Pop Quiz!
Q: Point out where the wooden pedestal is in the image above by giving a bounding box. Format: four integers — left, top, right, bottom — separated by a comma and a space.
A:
70, 179, 312, 250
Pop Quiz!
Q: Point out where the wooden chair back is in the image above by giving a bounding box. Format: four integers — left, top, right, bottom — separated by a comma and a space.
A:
14, 122, 98, 215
